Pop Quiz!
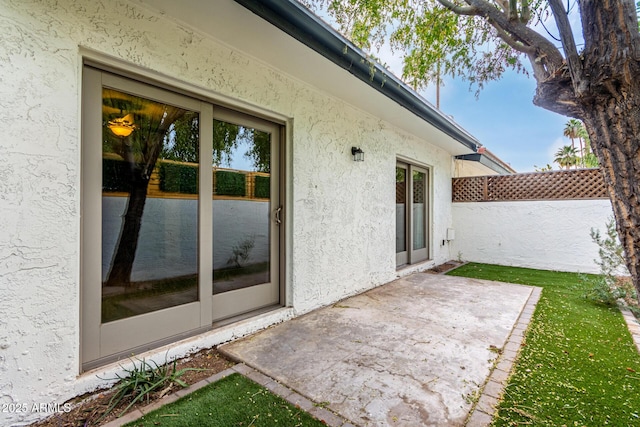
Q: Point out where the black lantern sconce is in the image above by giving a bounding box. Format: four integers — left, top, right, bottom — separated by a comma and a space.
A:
351, 146, 364, 162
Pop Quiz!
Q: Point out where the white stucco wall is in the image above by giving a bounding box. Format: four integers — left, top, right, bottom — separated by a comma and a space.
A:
0, 0, 458, 424
451, 199, 617, 274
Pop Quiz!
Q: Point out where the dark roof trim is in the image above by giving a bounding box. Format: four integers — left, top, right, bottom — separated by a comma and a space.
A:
455, 153, 515, 175
233, 0, 480, 152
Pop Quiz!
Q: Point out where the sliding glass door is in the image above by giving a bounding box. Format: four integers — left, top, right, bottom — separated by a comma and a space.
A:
396, 161, 430, 267
82, 67, 283, 370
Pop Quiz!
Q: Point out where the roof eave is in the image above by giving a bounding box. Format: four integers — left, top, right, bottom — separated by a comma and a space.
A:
455, 153, 515, 175
233, 0, 480, 153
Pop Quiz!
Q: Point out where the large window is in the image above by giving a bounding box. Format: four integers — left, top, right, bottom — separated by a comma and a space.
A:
396, 161, 430, 266
82, 66, 283, 370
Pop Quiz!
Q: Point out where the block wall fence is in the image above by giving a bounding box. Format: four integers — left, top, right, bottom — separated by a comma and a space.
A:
450, 169, 623, 275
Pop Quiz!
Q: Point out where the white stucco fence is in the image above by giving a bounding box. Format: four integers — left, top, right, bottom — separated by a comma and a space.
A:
451, 199, 617, 274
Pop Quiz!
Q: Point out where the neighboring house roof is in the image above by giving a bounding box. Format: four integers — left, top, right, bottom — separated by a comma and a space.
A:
234, 0, 481, 153
455, 149, 517, 175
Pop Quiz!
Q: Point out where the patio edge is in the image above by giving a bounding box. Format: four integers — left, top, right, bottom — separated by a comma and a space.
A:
620, 306, 640, 355
465, 286, 543, 427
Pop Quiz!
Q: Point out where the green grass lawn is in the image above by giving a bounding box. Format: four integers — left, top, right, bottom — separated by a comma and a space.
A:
448, 263, 640, 426
123, 373, 326, 427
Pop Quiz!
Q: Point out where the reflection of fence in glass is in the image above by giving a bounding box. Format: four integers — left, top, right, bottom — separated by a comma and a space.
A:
103, 155, 269, 200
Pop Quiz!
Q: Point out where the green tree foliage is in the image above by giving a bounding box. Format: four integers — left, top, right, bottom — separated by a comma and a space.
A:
213, 120, 241, 167
161, 113, 199, 163
533, 163, 553, 172
578, 123, 599, 168
560, 119, 599, 169
213, 120, 270, 172
563, 119, 580, 148
553, 145, 578, 170
306, 0, 529, 91
244, 129, 271, 173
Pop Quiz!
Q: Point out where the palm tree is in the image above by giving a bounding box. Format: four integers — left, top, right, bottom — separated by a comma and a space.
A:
563, 119, 583, 168
554, 145, 579, 170
578, 123, 599, 168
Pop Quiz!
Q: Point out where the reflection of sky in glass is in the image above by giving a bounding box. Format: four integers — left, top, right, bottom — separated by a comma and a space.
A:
226, 136, 254, 171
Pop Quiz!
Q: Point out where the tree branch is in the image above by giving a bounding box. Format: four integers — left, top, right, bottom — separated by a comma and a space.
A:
436, 0, 478, 15
494, 24, 536, 55
526, 52, 547, 80
496, 0, 509, 13
508, 0, 518, 20
473, 1, 563, 62
437, 0, 566, 77
533, 67, 584, 118
520, 0, 531, 23
547, 0, 585, 95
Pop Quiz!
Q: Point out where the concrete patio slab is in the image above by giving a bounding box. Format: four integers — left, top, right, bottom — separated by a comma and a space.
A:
220, 273, 536, 426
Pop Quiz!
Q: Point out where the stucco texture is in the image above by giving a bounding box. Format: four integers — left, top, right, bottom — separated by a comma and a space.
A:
451, 199, 616, 274
0, 0, 456, 424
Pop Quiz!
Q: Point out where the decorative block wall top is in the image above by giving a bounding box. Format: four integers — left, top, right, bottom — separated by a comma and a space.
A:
453, 169, 608, 202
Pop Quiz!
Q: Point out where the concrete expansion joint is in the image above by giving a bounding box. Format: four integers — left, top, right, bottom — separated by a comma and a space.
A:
463, 285, 542, 427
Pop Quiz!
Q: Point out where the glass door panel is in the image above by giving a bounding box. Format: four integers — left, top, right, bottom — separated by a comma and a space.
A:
212, 119, 271, 294
101, 88, 199, 323
396, 162, 429, 267
211, 113, 280, 321
412, 170, 426, 251
411, 167, 429, 262
396, 165, 408, 266
83, 68, 211, 370
82, 67, 282, 369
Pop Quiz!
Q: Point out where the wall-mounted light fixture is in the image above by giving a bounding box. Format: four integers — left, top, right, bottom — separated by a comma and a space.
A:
108, 113, 137, 138
351, 146, 364, 162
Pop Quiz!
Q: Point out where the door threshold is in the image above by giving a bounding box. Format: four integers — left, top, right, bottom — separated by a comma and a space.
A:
212, 304, 283, 328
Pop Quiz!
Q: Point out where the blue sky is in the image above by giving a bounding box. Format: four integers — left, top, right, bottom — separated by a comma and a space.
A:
423, 71, 570, 172
373, 42, 572, 173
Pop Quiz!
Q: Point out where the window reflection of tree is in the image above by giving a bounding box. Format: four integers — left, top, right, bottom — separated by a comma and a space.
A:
102, 89, 191, 288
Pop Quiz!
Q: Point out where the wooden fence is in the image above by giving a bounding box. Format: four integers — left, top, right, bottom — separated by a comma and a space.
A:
452, 168, 608, 202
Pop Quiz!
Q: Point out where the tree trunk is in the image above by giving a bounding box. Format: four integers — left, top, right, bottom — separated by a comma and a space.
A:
576, 0, 640, 297
574, 0, 640, 296
581, 94, 640, 296
104, 168, 151, 287
532, 0, 640, 298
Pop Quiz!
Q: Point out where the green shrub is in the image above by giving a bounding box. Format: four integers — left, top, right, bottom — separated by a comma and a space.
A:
254, 175, 270, 199
583, 218, 630, 305
216, 170, 246, 196
98, 355, 202, 421
103, 158, 131, 192
159, 162, 198, 194
581, 274, 626, 305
